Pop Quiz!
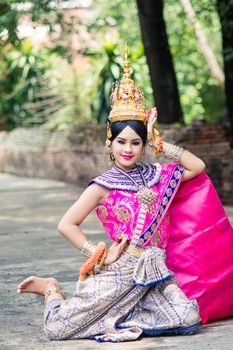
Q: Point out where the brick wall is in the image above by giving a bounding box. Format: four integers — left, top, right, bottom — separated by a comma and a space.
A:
0, 122, 232, 204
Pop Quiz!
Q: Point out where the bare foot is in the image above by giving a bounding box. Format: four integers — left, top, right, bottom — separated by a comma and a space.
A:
17, 276, 59, 296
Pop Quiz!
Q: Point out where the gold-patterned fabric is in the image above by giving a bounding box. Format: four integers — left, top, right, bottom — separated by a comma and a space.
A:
43, 163, 200, 342
44, 248, 200, 342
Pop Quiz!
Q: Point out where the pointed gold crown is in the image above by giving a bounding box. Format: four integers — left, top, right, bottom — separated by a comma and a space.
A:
108, 43, 147, 123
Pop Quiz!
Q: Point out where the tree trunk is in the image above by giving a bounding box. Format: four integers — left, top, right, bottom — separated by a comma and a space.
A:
216, 0, 233, 138
136, 0, 183, 124
180, 0, 224, 87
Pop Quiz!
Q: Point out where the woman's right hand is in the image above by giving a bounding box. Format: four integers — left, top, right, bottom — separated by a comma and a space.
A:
147, 107, 159, 148
104, 236, 128, 265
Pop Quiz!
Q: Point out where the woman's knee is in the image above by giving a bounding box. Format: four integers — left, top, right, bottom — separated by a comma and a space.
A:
163, 282, 200, 327
44, 305, 68, 340
44, 322, 69, 340
180, 300, 201, 327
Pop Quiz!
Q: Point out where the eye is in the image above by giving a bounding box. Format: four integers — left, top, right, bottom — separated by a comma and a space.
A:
132, 141, 141, 146
117, 140, 125, 144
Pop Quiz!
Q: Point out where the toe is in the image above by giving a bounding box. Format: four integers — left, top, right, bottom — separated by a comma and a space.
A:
17, 276, 35, 291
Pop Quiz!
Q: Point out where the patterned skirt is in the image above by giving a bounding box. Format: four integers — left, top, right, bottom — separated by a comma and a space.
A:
44, 247, 200, 342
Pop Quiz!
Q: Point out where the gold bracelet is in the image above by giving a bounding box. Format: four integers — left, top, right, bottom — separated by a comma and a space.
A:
148, 127, 160, 148
154, 136, 163, 155
44, 288, 65, 304
163, 143, 184, 162
80, 240, 96, 257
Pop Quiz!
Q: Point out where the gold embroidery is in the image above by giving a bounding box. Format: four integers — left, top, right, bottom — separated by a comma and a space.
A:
116, 232, 128, 240
166, 188, 172, 197
160, 175, 167, 183
115, 207, 130, 222
98, 206, 108, 220
124, 245, 144, 257
170, 180, 176, 188
134, 187, 158, 213
144, 231, 151, 240
160, 207, 164, 214
150, 231, 161, 246
137, 238, 145, 246
151, 223, 157, 232
174, 170, 181, 179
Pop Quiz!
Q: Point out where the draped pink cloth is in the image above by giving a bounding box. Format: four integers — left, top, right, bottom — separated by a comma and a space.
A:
166, 172, 233, 324
96, 163, 182, 250
96, 165, 233, 324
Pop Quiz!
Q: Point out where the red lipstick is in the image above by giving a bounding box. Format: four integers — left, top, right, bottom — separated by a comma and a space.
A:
122, 155, 133, 160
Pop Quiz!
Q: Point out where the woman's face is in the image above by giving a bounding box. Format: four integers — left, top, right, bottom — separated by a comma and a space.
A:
111, 126, 144, 171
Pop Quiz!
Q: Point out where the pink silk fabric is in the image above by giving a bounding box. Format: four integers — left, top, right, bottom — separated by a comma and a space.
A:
96, 163, 179, 249
166, 172, 233, 324
96, 166, 233, 324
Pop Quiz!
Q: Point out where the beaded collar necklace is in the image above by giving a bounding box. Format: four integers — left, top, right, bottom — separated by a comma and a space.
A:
113, 164, 158, 212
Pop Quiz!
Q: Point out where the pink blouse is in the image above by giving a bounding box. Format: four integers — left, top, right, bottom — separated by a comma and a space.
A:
96, 185, 171, 249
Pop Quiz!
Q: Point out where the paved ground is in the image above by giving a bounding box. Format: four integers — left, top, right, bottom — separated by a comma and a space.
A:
0, 173, 233, 350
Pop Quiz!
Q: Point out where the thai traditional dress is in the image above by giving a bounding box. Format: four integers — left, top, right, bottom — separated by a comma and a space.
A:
43, 162, 233, 342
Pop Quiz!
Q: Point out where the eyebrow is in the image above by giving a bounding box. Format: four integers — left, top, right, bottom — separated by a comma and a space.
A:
116, 137, 141, 141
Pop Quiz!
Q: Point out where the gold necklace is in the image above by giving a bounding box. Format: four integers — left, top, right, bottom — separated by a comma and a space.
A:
114, 164, 158, 212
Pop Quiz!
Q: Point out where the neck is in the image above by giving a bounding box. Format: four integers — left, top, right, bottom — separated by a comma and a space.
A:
114, 162, 147, 188
113, 162, 138, 173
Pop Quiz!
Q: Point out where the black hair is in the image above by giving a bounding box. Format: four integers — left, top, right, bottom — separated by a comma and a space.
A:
110, 120, 147, 146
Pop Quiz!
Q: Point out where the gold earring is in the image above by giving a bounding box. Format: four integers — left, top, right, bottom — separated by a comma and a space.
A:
109, 150, 115, 162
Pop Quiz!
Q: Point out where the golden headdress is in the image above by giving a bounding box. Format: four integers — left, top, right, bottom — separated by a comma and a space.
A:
108, 43, 147, 123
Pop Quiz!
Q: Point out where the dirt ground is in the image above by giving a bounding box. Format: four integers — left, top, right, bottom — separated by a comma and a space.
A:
1, 173, 233, 350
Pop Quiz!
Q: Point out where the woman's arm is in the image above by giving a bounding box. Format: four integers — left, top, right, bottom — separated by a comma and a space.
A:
178, 146, 205, 182
57, 183, 105, 251
57, 183, 127, 264
163, 141, 206, 182
147, 108, 206, 182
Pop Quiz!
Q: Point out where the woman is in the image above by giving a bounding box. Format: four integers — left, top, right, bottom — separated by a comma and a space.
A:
17, 48, 232, 342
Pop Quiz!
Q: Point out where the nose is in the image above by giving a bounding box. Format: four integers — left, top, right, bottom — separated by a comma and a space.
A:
124, 143, 132, 153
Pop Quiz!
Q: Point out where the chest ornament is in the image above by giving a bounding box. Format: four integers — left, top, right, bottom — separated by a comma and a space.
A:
114, 164, 158, 213
135, 186, 158, 213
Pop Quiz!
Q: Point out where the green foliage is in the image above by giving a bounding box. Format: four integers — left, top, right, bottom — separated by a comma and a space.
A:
87, 0, 153, 123
164, 0, 224, 123
0, 41, 65, 129
0, 1, 68, 47
86, 40, 153, 124
87, 42, 121, 124
89, 0, 140, 46
44, 57, 93, 130
0, 0, 227, 130
90, 0, 224, 124
0, 1, 18, 47
217, 0, 233, 34
0, 0, 69, 129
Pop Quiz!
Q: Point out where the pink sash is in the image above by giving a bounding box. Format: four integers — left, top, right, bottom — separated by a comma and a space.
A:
166, 172, 233, 323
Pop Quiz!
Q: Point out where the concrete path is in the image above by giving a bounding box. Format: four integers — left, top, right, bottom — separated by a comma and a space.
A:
0, 173, 233, 350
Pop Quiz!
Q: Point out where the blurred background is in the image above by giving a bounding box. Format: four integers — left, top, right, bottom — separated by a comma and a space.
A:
0, 0, 233, 203
1, 3, 233, 348
0, 0, 232, 132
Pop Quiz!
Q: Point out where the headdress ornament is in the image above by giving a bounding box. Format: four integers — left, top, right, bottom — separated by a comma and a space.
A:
108, 43, 147, 123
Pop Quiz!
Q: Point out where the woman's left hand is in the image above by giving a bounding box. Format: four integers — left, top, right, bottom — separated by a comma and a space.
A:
104, 236, 128, 265
147, 107, 158, 147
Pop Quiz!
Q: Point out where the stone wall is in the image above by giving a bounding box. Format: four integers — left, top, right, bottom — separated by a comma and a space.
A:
0, 122, 232, 204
